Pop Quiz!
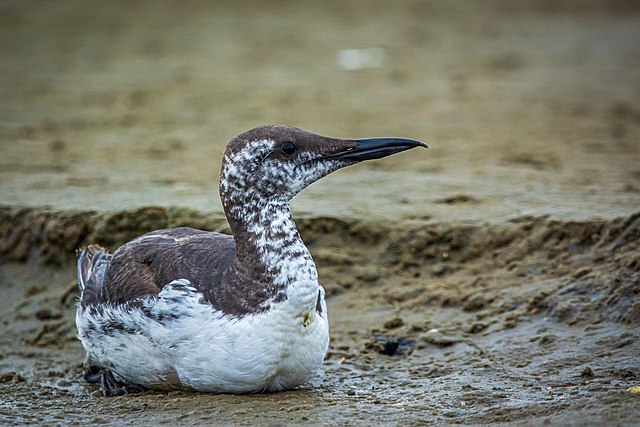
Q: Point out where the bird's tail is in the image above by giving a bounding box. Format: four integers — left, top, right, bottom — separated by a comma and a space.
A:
77, 245, 111, 299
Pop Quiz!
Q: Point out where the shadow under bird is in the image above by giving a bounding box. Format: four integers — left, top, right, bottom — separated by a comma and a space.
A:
76, 125, 427, 396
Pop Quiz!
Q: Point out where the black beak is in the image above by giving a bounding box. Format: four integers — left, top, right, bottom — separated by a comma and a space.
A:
328, 137, 428, 161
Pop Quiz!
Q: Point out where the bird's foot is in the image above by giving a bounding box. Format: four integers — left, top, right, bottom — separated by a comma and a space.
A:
83, 365, 103, 384
84, 366, 146, 397
100, 370, 128, 397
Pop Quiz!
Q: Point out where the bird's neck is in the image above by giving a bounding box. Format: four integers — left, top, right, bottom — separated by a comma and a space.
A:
224, 195, 319, 313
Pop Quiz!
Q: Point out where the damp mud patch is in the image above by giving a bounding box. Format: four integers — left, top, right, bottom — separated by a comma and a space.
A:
2, 205, 638, 326
1, 205, 639, 425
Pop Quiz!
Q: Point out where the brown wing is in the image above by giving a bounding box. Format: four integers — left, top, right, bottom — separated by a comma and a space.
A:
80, 227, 236, 308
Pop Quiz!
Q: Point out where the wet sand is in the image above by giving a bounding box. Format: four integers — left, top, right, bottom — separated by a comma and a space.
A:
1, 0, 640, 425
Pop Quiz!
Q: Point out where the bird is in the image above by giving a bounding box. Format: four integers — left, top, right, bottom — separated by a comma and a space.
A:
75, 124, 427, 396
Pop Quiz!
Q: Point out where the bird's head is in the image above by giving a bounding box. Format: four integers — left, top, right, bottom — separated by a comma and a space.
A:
220, 124, 427, 208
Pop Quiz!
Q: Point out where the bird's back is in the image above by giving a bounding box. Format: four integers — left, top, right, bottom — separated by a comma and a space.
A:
78, 227, 237, 309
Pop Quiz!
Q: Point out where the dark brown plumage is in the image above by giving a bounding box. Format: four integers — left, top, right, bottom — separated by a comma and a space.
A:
75, 124, 426, 396
80, 228, 289, 317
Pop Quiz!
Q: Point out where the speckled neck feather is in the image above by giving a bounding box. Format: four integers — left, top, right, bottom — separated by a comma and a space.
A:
218, 135, 337, 316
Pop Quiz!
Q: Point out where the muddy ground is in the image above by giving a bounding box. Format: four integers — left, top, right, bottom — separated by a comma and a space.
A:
1, 0, 640, 425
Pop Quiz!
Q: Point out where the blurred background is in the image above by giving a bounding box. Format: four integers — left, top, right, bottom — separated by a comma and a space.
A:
2, 3, 640, 423
1, 0, 639, 222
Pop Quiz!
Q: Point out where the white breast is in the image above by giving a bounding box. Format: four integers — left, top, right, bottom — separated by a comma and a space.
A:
76, 280, 329, 393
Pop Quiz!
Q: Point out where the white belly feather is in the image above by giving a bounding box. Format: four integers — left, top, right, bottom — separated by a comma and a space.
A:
76, 279, 329, 393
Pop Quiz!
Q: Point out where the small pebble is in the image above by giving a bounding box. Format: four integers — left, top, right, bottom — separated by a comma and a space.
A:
581, 367, 594, 377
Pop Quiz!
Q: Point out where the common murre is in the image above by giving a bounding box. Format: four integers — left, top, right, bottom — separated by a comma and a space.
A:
76, 125, 427, 396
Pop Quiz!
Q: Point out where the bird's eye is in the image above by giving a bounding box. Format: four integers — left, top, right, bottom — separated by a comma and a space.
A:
281, 142, 296, 155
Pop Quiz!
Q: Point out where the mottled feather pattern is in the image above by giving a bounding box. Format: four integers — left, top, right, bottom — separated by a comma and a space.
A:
75, 125, 423, 394
77, 136, 339, 316
76, 126, 336, 393
76, 278, 328, 392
